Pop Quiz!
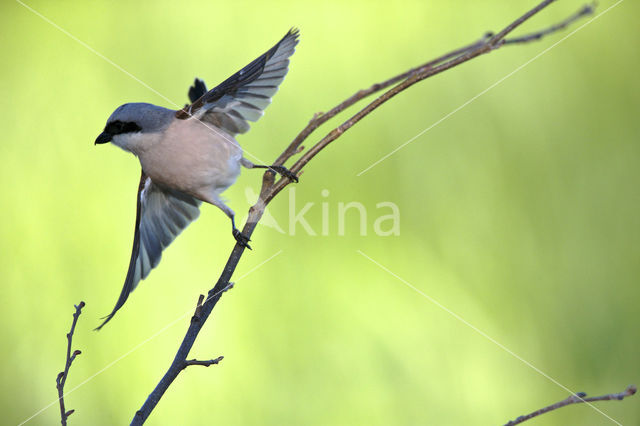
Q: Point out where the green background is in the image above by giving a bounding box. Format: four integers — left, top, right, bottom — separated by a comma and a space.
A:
2, 0, 638, 424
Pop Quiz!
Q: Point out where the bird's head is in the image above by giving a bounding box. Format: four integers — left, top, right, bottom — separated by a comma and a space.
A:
95, 103, 174, 154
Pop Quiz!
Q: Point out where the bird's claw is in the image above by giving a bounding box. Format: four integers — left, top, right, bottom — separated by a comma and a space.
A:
270, 165, 299, 183
232, 228, 252, 249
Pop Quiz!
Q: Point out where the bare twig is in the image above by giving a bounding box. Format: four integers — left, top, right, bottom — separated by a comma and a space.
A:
504, 3, 596, 44
56, 301, 85, 425
183, 357, 224, 369
504, 385, 637, 425
131, 3, 595, 424
265, 2, 597, 203
272, 2, 594, 172
270, 34, 492, 168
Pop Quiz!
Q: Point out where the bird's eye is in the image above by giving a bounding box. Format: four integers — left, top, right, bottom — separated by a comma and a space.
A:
105, 121, 123, 134
122, 122, 142, 133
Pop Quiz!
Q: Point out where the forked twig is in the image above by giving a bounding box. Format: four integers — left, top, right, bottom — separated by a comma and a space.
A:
56, 301, 85, 425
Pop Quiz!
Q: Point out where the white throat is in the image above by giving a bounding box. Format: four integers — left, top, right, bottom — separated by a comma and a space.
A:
111, 132, 159, 156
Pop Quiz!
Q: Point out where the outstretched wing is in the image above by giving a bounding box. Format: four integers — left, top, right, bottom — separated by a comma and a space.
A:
176, 28, 299, 135
96, 173, 201, 330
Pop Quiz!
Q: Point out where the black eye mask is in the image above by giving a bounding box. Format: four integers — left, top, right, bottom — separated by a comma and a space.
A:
105, 120, 142, 136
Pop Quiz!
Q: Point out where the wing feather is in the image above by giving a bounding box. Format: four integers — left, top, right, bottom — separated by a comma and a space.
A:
96, 174, 201, 330
176, 29, 299, 135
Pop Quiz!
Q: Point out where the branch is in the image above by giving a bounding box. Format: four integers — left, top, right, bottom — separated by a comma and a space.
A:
130, 2, 594, 424
504, 385, 637, 425
272, 2, 594, 173
56, 301, 85, 426
504, 3, 596, 44
183, 357, 224, 369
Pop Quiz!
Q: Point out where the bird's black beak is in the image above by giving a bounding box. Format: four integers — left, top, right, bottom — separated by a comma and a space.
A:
94, 132, 112, 145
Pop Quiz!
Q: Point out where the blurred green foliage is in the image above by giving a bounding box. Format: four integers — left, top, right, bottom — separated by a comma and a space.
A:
1, 0, 638, 425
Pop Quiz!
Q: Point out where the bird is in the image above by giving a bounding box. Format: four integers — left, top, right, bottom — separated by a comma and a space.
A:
94, 29, 300, 330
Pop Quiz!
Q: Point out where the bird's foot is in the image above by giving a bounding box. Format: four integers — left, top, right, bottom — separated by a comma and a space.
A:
249, 163, 299, 182
270, 165, 299, 183
255, 164, 298, 182
232, 227, 252, 250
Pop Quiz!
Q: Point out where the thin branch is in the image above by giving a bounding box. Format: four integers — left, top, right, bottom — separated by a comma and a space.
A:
265, 2, 596, 204
489, 0, 557, 45
183, 357, 224, 369
504, 385, 637, 425
130, 2, 595, 424
271, 33, 492, 168
272, 2, 594, 171
504, 3, 596, 44
56, 301, 85, 426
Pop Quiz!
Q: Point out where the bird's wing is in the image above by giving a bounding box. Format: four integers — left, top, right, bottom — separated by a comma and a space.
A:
175, 28, 299, 135
96, 173, 201, 330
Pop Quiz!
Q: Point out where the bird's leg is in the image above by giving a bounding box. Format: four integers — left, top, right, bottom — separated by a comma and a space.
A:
230, 215, 251, 250
209, 196, 251, 249
240, 158, 299, 183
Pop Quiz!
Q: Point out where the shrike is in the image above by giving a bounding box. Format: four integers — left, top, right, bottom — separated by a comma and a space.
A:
94, 29, 299, 329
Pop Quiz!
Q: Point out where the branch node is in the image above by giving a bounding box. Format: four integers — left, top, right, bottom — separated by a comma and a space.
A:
310, 112, 323, 123
193, 294, 205, 321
